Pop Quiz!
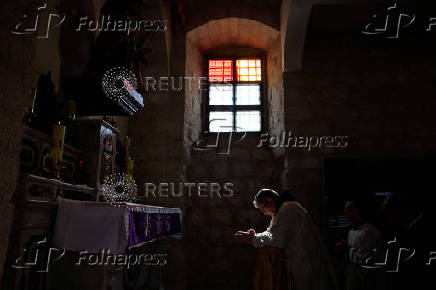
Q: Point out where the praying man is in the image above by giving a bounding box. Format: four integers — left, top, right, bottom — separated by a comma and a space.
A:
235, 189, 338, 290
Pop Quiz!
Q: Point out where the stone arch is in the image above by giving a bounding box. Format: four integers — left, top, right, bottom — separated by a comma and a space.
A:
184, 17, 284, 152
187, 17, 280, 52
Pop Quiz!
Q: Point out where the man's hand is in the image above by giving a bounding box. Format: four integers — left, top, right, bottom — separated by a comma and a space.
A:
335, 240, 348, 253
234, 230, 255, 244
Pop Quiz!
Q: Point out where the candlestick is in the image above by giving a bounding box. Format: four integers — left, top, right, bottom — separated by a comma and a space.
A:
49, 123, 66, 163
28, 73, 39, 111
127, 158, 134, 178
23, 72, 39, 124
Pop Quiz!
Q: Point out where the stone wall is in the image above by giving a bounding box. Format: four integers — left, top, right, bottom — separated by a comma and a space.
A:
4, 0, 435, 288
283, 3, 436, 228
181, 18, 285, 289
128, 3, 190, 289
128, 3, 182, 208
185, 0, 281, 32
0, 0, 38, 280
266, 37, 285, 158
184, 136, 282, 290
176, 3, 436, 289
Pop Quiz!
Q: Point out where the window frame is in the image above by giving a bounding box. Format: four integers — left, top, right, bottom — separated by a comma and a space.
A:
204, 55, 267, 133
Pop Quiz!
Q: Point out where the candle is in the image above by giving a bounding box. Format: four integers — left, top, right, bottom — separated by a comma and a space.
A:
127, 158, 134, 176
49, 123, 66, 163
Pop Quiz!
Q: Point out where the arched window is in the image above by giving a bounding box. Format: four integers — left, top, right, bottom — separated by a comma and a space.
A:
206, 57, 264, 132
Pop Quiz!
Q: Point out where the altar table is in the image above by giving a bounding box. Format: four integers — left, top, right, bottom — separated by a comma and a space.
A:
52, 198, 182, 254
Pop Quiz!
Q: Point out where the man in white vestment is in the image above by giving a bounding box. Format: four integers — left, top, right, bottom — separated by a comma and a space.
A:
235, 189, 338, 290
336, 199, 385, 290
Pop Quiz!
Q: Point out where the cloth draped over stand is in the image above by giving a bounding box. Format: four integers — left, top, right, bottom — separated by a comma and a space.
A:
52, 198, 182, 254
126, 202, 182, 248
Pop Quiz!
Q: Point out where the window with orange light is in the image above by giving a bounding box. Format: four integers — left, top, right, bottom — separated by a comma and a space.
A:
207, 57, 263, 132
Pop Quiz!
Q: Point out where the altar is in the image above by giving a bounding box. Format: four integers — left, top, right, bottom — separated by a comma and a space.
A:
52, 198, 182, 253
1, 117, 185, 290
48, 198, 182, 290
3, 173, 182, 290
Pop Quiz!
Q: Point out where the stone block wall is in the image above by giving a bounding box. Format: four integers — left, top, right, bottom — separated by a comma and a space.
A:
5, 2, 435, 290
0, 0, 39, 279
184, 135, 283, 290
185, 0, 281, 32
266, 37, 285, 158
179, 16, 286, 289
128, 4, 186, 208
283, 4, 436, 228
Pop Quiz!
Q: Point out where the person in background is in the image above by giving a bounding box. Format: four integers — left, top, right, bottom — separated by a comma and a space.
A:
235, 189, 338, 290
336, 198, 385, 290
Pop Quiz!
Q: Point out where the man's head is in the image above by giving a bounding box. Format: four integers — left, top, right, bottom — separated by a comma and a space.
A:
253, 189, 279, 217
344, 201, 361, 225
344, 198, 370, 225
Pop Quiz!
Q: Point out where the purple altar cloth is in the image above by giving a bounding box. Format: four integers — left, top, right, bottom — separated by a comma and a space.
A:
128, 209, 182, 248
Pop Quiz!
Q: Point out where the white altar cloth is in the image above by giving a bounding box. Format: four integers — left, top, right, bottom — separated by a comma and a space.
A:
52, 198, 182, 254
52, 198, 130, 254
